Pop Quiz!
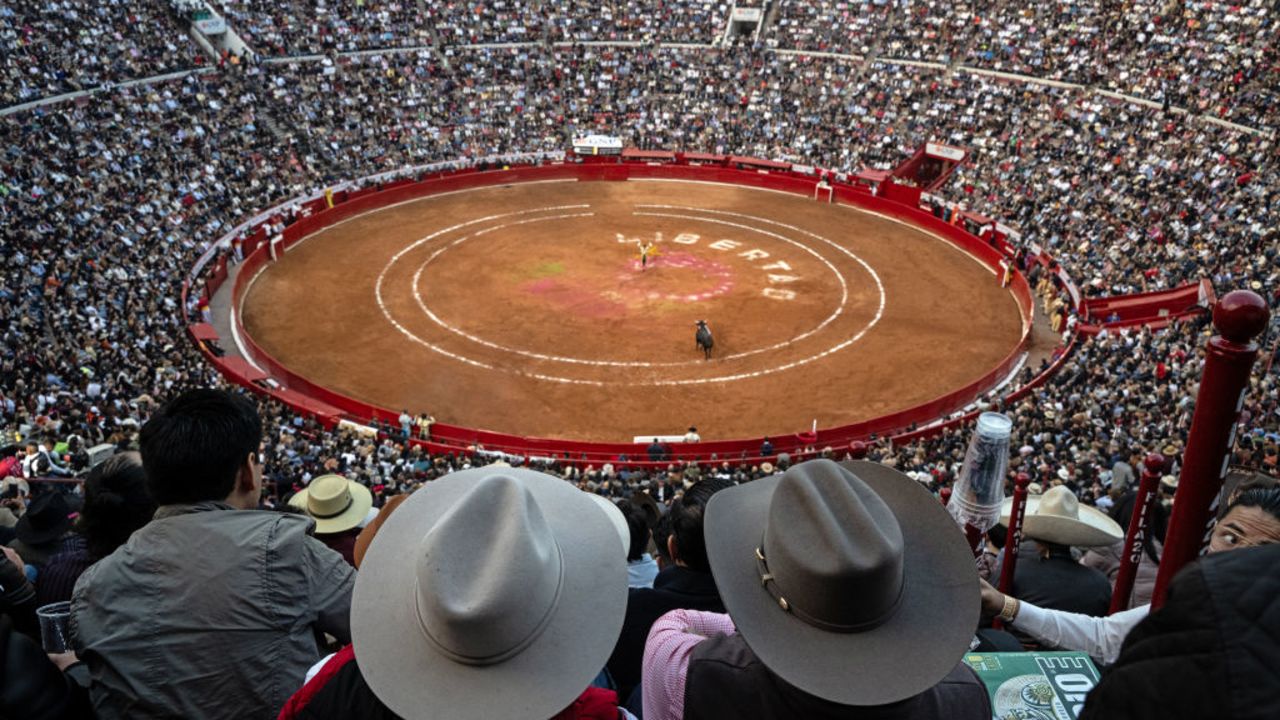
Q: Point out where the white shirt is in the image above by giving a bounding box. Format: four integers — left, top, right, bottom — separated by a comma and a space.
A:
1012, 601, 1149, 665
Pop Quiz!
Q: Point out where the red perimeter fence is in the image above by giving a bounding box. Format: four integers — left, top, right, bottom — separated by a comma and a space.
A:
179, 153, 1194, 468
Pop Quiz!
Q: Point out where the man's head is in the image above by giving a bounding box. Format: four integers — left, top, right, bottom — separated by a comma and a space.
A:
666, 478, 730, 572
616, 499, 650, 562
1209, 486, 1280, 552
139, 389, 263, 507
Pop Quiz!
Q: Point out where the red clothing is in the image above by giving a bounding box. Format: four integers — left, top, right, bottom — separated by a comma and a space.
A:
280, 644, 620, 720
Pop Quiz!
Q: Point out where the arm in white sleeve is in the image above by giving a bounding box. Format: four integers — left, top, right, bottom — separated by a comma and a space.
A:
1010, 602, 1150, 665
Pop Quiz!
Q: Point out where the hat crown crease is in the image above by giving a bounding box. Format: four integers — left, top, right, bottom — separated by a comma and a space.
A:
763, 466, 905, 633
1038, 486, 1079, 519
414, 475, 564, 666
309, 475, 354, 518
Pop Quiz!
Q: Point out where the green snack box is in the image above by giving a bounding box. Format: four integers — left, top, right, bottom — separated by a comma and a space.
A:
963, 651, 1101, 720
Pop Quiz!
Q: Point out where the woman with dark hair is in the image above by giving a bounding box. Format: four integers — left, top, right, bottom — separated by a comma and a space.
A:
35, 452, 155, 606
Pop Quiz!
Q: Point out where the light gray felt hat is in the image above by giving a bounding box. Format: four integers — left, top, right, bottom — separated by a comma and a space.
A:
352, 467, 627, 719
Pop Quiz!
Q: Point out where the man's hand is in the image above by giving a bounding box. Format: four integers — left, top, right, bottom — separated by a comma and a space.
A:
979, 578, 1006, 620
2, 546, 24, 575
48, 651, 80, 672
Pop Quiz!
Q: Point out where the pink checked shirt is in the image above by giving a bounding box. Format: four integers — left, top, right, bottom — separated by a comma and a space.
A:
641, 609, 738, 720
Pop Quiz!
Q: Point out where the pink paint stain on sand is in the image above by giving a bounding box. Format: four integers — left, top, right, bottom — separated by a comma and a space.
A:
621, 251, 735, 303
522, 277, 626, 318
520, 251, 735, 317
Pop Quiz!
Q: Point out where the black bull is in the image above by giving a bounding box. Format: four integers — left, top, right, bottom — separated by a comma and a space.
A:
696, 325, 714, 359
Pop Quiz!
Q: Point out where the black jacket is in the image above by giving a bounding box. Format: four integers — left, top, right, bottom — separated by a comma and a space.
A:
683, 633, 990, 720
1081, 544, 1280, 720
0, 616, 93, 720
606, 564, 723, 699
1013, 544, 1111, 617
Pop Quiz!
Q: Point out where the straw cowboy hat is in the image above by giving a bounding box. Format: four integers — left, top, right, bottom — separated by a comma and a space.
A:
288, 474, 373, 534
704, 459, 979, 706
352, 467, 626, 719
1000, 485, 1124, 548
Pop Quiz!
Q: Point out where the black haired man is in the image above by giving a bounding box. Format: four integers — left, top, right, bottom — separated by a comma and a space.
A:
70, 389, 355, 720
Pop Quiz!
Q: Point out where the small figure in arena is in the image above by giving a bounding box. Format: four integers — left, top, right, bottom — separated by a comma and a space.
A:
695, 320, 714, 360
638, 238, 658, 270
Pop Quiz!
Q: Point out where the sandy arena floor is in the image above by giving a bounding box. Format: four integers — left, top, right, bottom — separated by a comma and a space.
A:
241, 180, 1023, 441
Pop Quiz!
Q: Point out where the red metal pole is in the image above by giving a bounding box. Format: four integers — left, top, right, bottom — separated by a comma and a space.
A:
993, 473, 1031, 630
1151, 291, 1270, 609
1109, 453, 1164, 614
964, 523, 985, 559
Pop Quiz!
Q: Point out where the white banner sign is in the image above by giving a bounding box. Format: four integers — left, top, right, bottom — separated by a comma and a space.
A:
925, 142, 966, 162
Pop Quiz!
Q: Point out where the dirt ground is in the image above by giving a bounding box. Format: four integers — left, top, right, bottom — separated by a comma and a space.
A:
241, 180, 1024, 441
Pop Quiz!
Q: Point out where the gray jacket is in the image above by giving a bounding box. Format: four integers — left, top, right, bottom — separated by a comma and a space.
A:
70, 502, 355, 720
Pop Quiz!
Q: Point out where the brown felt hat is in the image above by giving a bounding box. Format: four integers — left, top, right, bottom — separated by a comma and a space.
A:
351, 467, 626, 719
704, 459, 979, 706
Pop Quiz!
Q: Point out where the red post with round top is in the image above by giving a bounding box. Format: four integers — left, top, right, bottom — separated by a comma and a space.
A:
1109, 452, 1164, 614
1151, 291, 1270, 609
993, 472, 1032, 630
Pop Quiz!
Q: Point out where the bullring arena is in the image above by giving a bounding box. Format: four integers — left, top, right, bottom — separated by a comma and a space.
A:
236, 167, 1026, 441
6, 2, 1280, 718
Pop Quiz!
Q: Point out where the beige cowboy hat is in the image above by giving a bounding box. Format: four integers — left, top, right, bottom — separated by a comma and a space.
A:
1000, 485, 1124, 547
705, 459, 978, 706
289, 474, 373, 534
352, 467, 626, 719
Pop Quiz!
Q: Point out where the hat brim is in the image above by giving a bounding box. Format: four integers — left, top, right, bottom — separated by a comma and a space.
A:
352, 468, 626, 719
1001, 496, 1124, 547
15, 514, 71, 546
290, 481, 374, 534
705, 461, 979, 706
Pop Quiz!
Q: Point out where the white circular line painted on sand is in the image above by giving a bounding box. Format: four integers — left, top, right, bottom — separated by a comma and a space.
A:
375, 202, 886, 386
406, 209, 852, 367
374, 205, 592, 373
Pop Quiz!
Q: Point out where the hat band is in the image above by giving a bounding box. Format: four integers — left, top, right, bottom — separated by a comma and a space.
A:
756, 546, 904, 634
415, 545, 565, 667
311, 493, 354, 519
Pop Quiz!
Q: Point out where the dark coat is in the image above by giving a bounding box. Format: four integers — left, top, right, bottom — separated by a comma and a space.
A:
1013, 544, 1112, 617
0, 616, 93, 720
606, 564, 723, 699
280, 645, 622, 720
683, 633, 990, 720
1081, 544, 1280, 720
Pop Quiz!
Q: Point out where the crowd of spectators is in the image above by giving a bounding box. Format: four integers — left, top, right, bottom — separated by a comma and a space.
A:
213, 0, 731, 56
764, 0, 1279, 129
1, 6, 1278, 718
0, 1, 201, 107
2, 40, 1277, 494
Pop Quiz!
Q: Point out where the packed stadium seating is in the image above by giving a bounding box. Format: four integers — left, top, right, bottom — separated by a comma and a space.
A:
1, 4, 1278, 714
2, 2, 1276, 490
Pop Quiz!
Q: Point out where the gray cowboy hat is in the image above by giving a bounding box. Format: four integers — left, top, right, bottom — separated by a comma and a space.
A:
352, 467, 626, 719
705, 459, 978, 706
